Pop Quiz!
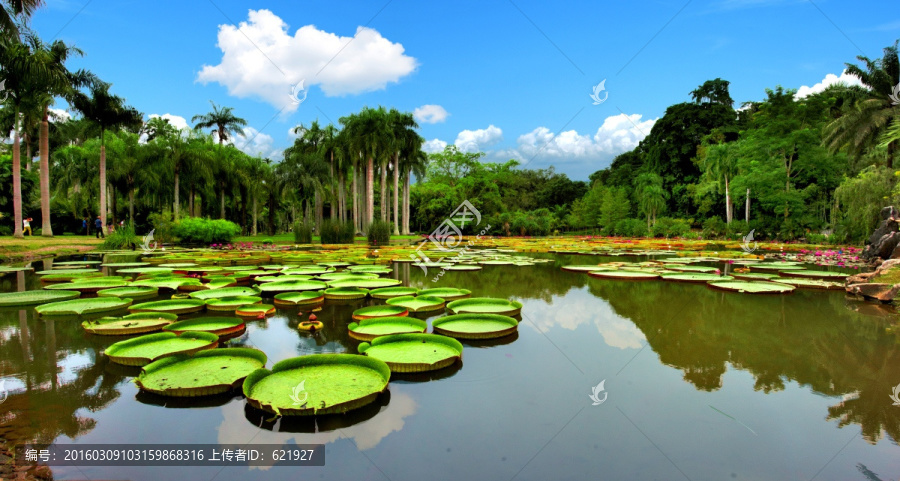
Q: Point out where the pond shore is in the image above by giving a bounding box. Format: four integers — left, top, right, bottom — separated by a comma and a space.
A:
0, 237, 102, 263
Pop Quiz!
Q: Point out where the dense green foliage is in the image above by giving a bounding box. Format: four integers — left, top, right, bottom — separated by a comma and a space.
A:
319, 219, 354, 244
366, 220, 392, 245
101, 222, 140, 250
171, 218, 240, 244
293, 222, 313, 244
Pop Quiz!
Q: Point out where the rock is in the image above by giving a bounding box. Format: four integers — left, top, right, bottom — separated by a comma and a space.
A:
847, 283, 900, 302
862, 206, 900, 261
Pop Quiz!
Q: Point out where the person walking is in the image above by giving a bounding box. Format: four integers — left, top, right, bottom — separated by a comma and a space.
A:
82, 218, 88, 235
95, 216, 104, 238
22, 217, 32, 236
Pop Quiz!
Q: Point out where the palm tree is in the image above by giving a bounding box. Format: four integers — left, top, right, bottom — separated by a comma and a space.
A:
635, 172, 667, 229
402, 148, 428, 235
71, 81, 142, 229
0, 0, 44, 39
22, 34, 91, 236
0, 37, 37, 237
700, 143, 739, 224
244, 157, 270, 235
340, 107, 390, 232
191, 101, 247, 145
388, 109, 419, 235
823, 41, 900, 168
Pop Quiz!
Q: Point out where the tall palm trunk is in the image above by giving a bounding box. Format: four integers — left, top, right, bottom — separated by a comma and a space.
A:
173, 166, 180, 221
219, 183, 225, 219
351, 162, 359, 232
252, 195, 258, 236
24, 134, 31, 171
12, 109, 23, 238
380, 162, 388, 222
724, 174, 732, 224
393, 156, 400, 235
329, 151, 336, 220
128, 188, 135, 222
745, 189, 750, 223
40, 106, 53, 236
338, 171, 346, 223
403, 170, 411, 235
366, 156, 375, 230
99, 130, 107, 229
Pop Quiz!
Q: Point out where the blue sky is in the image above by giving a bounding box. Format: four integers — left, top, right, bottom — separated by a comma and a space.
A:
29, 0, 900, 180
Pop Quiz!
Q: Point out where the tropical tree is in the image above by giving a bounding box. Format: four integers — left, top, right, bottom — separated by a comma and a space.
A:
635, 172, 667, 229
191, 101, 247, 145
340, 107, 391, 231
0, 0, 44, 39
699, 142, 739, 223
388, 109, 419, 234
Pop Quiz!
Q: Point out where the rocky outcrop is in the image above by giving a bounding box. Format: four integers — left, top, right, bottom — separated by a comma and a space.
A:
846, 258, 900, 302
862, 206, 900, 261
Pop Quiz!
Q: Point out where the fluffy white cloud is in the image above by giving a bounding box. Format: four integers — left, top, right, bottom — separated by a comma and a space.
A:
795, 70, 865, 99
422, 138, 447, 153
509, 113, 656, 163
230, 127, 278, 159
197, 9, 417, 111
48, 108, 71, 122
413, 104, 449, 124
148, 113, 190, 131
454, 125, 502, 152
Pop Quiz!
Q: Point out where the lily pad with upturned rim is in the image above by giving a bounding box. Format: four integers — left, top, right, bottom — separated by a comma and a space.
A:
273, 291, 325, 306
81, 312, 177, 335
328, 278, 402, 289
189, 287, 261, 300
416, 287, 472, 301
358, 333, 463, 373
135, 348, 267, 397
44, 278, 130, 293
445, 297, 523, 316
588, 270, 660, 281
257, 279, 328, 294
104, 331, 219, 366
35, 297, 133, 316
324, 287, 369, 300
385, 295, 445, 313
164, 317, 246, 337
97, 286, 159, 300
369, 287, 419, 299
235, 304, 276, 317
242, 354, 390, 416
706, 280, 795, 294
352, 305, 409, 321
661, 273, 733, 283
129, 299, 206, 315
0, 289, 80, 307
771, 277, 844, 290
347, 317, 427, 341
431, 313, 519, 339
205, 296, 262, 311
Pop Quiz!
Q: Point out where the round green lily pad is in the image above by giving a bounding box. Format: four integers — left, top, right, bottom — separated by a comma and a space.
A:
318, 272, 378, 281
771, 277, 844, 290
417, 287, 472, 300
255, 275, 312, 283
730, 272, 779, 281
53, 260, 101, 266
164, 317, 246, 337
0, 289, 80, 307
282, 267, 334, 276
188, 287, 261, 300
35, 297, 133, 316
273, 291, 325, 306
132, 278, 201, 291
358, 333, 463, 373
324, 287, 369, 300
101, 262, 151, 268
706, 280, 795, 294
205, 296, 262, 311
104, 331, 219, 366
561, 265, 607, 272
661, 273, 733, 283
136, 348, 267, 397
444, 265, 483, 271
129, 299, 206, 315
588, 270, 660, 280
97, 286, 159, 300
446, 297, 523, 316
345, 266, 392, 275
751, 264, 806, 272
347, 317, 427, 341
235, 304, 276, 317
369, 287, 419, 299
117, 267, 174, 275
257, 279, 328, 294
352, 305, 409, 321
328, 278, 402, 289
82, 313, 177, 335
666, 265, 719, 273
779, 270, 848, 280
39, 272, 105, 283
44, 278, 130, 293
36, 268, 99, 276
431, 313, 519, 339
386, 295, 446, 313
242, 354, 391, 416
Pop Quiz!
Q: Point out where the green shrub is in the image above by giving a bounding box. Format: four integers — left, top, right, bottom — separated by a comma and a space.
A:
725, 220, 751, 240
651, 217, 690, 238
367, 220, 392, 245
293, 222, 313, 244
806, 233, 831, 244
147, 211, 176, 244
172, 217, 241, 244
320, 219, 355, 244
614, 218, 647, 237
702, 216, 726, 238
102, 222, 141, 250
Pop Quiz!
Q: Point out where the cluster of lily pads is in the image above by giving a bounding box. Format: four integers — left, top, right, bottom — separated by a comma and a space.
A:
563, 257, 848, 294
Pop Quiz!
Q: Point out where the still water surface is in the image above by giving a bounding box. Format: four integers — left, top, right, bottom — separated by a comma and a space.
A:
0, 253, 898, 480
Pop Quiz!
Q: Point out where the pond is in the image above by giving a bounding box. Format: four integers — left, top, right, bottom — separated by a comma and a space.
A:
0, 252, 898, 480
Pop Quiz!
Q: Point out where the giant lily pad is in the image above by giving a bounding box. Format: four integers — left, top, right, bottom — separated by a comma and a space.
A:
446, 297, 523, 316
328, 278, 402, 289
779, 270, 848, 280
273, 291, 325, 306
97, 286, 159, 300
352, 305, 409, 321
369, 287, 419, 299
561, 265, 606, 272
318, 272, 379, 281
132, 278, 202, 291
386, 295, 445, 313
36, 268, 99, 276
347, 317, 427, 341
730, 272, 779, 281
771, 277, 844, 290
39, 272, 105, 283
189, 286, 261, 300
257, 279, 328, 294
136, 348, 267, 397
205, 296, 262, 311
706, 280, 795, 294
164, 317, 246, 337
588, 270, 660, 280
242, 354, 390, 416
358, 333, 463, 373
82, 312, 177, 335
324, 287, 369, 300
104, 331, 219, 366
235, 304, 276, 317
432, 313, 519, 339
35, 297, 133, 316
661, 273, 733, 283
45, 278, 129, 293
0, 289, 80, 307
129, 299, 206, 315
417, 287, 472, 300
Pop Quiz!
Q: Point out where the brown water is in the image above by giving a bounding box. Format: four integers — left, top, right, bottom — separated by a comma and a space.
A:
0, 253, 898, 480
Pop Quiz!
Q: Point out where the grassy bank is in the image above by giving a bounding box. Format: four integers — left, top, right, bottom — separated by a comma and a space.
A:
0, 235, 103, 262
232, 233, 421, 244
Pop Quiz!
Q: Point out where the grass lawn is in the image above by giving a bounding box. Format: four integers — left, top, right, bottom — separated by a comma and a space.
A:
0, 234, 104, 262
232, 233, 422, 244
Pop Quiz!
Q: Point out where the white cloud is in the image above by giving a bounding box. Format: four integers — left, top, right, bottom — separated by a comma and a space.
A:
231, 127, 278, 159
148, 113, 190, 131
454, 125, 502, 152
48, 108, 71, 122
413, 104, 449, 124
197, 9, 418, 112
794, 69, 865, 99
508, 113, 656, 163
422, 138, 447, 153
